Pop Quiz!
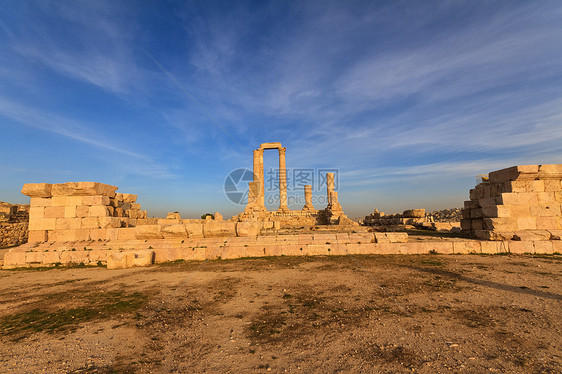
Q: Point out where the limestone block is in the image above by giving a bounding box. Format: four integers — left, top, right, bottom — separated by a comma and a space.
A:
49, 196, 67, 207
214, 212, 223, 220
469, 189, 477, 200
313, 233, 337, 242
220, 245, 246, 260
183, 223, 203, 238
89, 205, 113, 217
64, 205, 77, 218
263, 221, 274, 229
273, 221, 281, 230
133, 250, 154, 267
386, 232, 408, 243
542, 180, 561, 192
403, 209, 425, 218
453, 241, 481, 254
474, 230, 514, 241
21, 183, 52, 198
25, 251, 44, 264
349, 232, 375, 243
42, 251, 61, 265
508, 241, 534, 254
166, 212, 181, 220
69, 229, 92, 241
481, 241, 508, 254
276, 235, 298, 243
538, 164, 562, 179
530, 204, 559, 217
335, 233, 350, 242
30, 198, 51, 207
81, 217, 100, 229
483, 217, 516, 231
162, 224, 188, 238
107, 252, 135, 269
3, 252, 26, 268
28, 230, 48, 242
51, 182, 117, 197
97, 217, 121, 229
499, 192, 539, 206
122, 194, 137, 203
513, 230, 551, 241
55, 218, 82, 230
464, 200, 479, 209
547, 229, 562, 240
461, 209, 471, 219
130, 203, 141, 210
537, 192, 556, 204
43, 206, 65, 219
481, 205, 511, 218
114, 208, 124, 217
503, 180, 545, 193
29, 218, 56, 231
470, 208, 483, 219
552, 240, 562, 253
534, 241, 554, 254
460, 219, 472, 230
47, 230, 67, 242
76, 206, 90, 218
488, 165, 539, 183
305, 244, 331, 256
61, 250, 90, 264
29, 206, 45, 220
535, 216, 558, 230
235, 221, 260, 237
135, 225, 163, 239
88, 250, 107, 262
82, 195, 110, 206
203, 221, 236, 238
517, 217, 537, 230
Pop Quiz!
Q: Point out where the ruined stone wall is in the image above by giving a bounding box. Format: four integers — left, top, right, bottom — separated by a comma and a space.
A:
0, 203, 29, 248
364, 209, 426, 228
461, 165, 562, 240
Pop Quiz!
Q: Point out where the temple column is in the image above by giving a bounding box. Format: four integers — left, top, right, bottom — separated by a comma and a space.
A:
326, 172, 335, 206
258, 148, 264, 208
302, 185, 315, 212
278, 147, 289, 211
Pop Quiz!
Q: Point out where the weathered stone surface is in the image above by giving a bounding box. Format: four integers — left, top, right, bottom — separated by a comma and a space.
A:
403, 209, 425, 218
21, 183, 52, 198
235, 221, 260, 237
166, 212, 181, 220
488, 165, 539, 183
162, 224, 188, 238
51, 182, 118, 197
135, 225, 163, 240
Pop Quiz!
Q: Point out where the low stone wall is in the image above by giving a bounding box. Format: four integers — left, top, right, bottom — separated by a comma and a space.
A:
0, 221, 28, 248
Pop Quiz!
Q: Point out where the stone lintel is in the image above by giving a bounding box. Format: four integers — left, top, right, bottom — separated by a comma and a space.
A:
259, 142, 283, 149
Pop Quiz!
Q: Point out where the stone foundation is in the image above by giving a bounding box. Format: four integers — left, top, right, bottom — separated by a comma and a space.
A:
461, 165, 562, 240
0, 202, 29, 248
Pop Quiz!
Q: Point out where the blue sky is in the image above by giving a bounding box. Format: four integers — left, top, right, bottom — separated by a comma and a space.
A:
1, 0, 561, 218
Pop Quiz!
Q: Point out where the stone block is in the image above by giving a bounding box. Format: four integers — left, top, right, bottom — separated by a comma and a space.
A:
107, 252, 135, 269
82, 195, 110, 206
130, 203, 141, 210
98, 217, 122, 228
30, 198, 51, 207
203, 221, 236, 237
499, 192, 539, 206
3, 252, 26, 268
403, 209, 425, 218
539, 164, 562, 179
536, 216, 559, 230
42, 251, 62, 265
81, 217, 100, 229
547, 229, 562, 240
537, 192, 557, 204
313, 233, 337, 242
464, 200, 479, 209
55, 218, 82, 230
236, 222, 260, 237
162, 224, 188, 238
349, 233, 375, 243
263, 221, 274, 229
64, 205, 77, 218
553, 240, 562, 254
483, 217, 516, 231
43, 206, 65, 218
220, 245, 246, 260
50, 196, 68, 206
481, 205, 511, 218
88, 250, 107, 262
29, 206, 45, 220
488, 165, 539, 183
543, 180, 561, 192
517, 217, 537, 230
182, 223, 203, 238
28, 230, 48, 242
533, 241, 554, 254
70, 229, 92, 241
76, 206, 90, 218
474, 230, 514, 241
61, 250, 90, 264
508, 241, 534, 254
122, 194, 137, 203
89, 205, 113, 217
166, 212, 181, 220
305, 244, 331, 256
25, 251, 44, 264
461, 209, 471, 219
453, 241, 481, 254
133, 250, 154, 267
51, 182, 117, 197
135, 225, 163, 239
480, 241, 507, 254
335, 233, 350, 242
29, 218, 56, 231
21, 183, 52, 198
503, 180, 544, 193
470, 208, 483, 218
512, 230, 551, 241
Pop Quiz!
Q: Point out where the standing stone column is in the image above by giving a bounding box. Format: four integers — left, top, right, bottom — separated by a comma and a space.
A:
302, 185, 315, 212
326, 173, 335, 205
278, 147, 289, 211
250, 148, 265, 210
258, 148, 265, 208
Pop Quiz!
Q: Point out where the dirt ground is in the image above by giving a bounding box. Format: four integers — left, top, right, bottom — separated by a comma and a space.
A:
0, 253, 560, 373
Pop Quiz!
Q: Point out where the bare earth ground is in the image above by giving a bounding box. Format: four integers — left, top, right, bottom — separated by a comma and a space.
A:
0, 254, 560, 373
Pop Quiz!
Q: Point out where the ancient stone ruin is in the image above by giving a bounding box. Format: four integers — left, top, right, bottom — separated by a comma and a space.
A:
0, 201, 29, 248
461, 165, 562, 241
2, 155, 562, 269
